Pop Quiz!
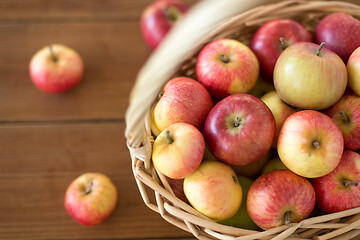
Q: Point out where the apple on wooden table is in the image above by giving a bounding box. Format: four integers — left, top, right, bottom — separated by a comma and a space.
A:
250, 18, 311, 81
29, 44, 84, 94
315, 12, 360, 62
196, 39, 259, 100
312, 150, 360, 213
184, 161, 242, 222
152, 122, 205, 179
274, 42, 347, 110
64, 173, 118, 226
151, 77, 213, 136
141, 0, 189, 49
324, 94, 360, 150
204, 94, 275, 166
278, 110, 344, 178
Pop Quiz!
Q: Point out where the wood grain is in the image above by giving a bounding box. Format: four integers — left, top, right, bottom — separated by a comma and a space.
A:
0, 21, 149, 122
0, 0, 198, 22
0, 122, 192, 239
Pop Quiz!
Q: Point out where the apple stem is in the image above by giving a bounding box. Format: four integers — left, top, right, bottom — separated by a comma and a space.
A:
343, 179, 359, 187
284, 211, 291, 226
166, 130, 174, 144
163, 6, 177, 22
48, 45, 58, 62
315, 42, 326, 56
339, 110, 350, 124
312, 140, 320, 149
279, 37, 287, 50
234, 116, 242, 127
85, 181, 93, 195
220, 54, 230, 64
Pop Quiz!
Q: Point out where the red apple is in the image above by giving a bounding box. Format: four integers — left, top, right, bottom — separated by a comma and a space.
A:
250, 18, 311, 81
324, 94, 360, 150
165, 176, 188, 203
196, 39, 259, 99
141, 0, 189, 49
152, 122, 204, 179
204, 94, 275, 166
184, 160, 242, 221
315, 12, 360, 62
247, 170, 316, 230
151, 77, 212, 136
274, 42, 347, 110
261, 91, 296, 148
64, 173, 118, 226
312, 150, 360, 213
29, 44, 84, 93
278, 110, 344, 178
347, 46, 360, 96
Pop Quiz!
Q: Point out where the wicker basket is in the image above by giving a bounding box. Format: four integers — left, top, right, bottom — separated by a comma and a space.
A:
125, 0, 360, 239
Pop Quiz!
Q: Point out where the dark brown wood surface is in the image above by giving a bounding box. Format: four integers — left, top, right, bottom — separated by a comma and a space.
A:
0, 0, 196, 239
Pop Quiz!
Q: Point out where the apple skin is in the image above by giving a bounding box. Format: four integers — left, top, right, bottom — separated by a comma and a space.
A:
315, 12, 360, 62
312, 150, 360, 213
151, 77, 213, 136
64, 173, 118, 226
29, 44, 84, 93
250, 18, 312, 81
247, 170, 316, 230
165, 176, 188, 203
323, 94, 360, 150
196, 39, 259, 99
184, 161, 242, 222
204, 94, 275, 166
152, 122, 204, 179
278, 110, 344, 178
141, 0, 189, 49
274, 42, 347, 110
219, 176, 258, 230
231, 150, 270, 178
261, 157, 289, 175
347, 46, 360, 96
248, 77, 275, 98
261, 91, 296, 148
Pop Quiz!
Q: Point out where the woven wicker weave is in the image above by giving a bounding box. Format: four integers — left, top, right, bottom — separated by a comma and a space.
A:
125, 0, 360, 239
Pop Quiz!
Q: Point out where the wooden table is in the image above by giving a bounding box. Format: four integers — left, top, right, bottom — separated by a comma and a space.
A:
0, 1, 196, 239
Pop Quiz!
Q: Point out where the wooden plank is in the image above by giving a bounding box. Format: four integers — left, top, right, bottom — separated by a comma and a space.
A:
0, 122, 192, 239
0, 21, 150, 122
0, 0, 198, 22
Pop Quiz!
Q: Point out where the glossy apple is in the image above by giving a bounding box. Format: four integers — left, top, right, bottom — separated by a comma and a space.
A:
152, 122, 204, 179
250, 18, 311, 81
324, 94, 360, 150
64, 173, 118, 226
347, 46, 360, 96
196, 39, 259, 99
204, 94, 275, 166
29, 44, 84, 93
261, 157, 288, 175
231, 150, 270, 178
247, 170, 316, 230
219, 176, 258, 230
274, 42, 347, 110
184, 161, 242, 221
315, 12, 360, 62
151, 77, 212, 136
278, 110, 344, 178
165, 176, 188, 203
141, 0, 189, 49
261, 91, 296, 148
312, 150, 360, 213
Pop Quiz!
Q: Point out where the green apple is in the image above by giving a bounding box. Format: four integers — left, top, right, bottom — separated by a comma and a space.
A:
231, 150, 270, 178
261, 157, 289, 175
219, 176, 258, 230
